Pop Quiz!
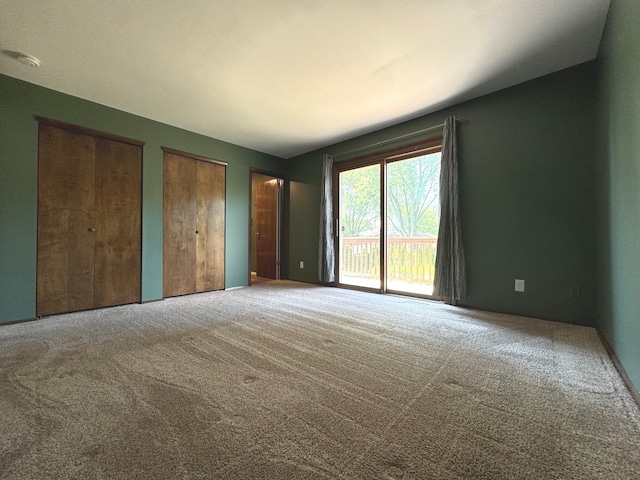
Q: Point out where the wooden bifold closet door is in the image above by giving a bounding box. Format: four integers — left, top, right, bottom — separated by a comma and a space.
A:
36, 121, 142, 317
163, 149, 226, 297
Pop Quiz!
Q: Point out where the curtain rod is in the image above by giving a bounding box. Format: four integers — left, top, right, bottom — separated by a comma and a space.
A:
332, 116, 467, 160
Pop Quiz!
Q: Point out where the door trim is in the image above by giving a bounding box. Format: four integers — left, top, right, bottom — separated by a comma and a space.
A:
162, 148, 227, 297
332, 137, 443, 300
35, 116, 145, 147
161, 146, 227, 166
35, 119, 143, 315
249, 168, 286, 285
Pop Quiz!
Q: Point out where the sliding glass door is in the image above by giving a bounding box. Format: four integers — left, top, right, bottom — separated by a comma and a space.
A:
386, 153, 441, 296
337, 164, 382, 290
335, 141, 442, 298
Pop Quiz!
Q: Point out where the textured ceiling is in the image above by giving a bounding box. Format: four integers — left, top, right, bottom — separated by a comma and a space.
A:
0, 0, 610, 158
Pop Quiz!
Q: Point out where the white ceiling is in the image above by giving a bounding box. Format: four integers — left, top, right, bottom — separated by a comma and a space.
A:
0, 0, 610, 159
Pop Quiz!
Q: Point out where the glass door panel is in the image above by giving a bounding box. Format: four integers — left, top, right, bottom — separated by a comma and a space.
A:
338, 164, 381, 290
386, 152, 441, 295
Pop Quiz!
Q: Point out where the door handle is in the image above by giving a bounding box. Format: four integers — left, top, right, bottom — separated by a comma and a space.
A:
88, 227, 96, 232
256, 232, 260, 238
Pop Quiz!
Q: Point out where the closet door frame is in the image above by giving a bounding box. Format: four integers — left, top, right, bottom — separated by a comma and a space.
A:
161, 147, 227, 298
35, 117, 145, 149
248, 168, 286, 284
35, 116, 144, 316
332, 138, 443, 298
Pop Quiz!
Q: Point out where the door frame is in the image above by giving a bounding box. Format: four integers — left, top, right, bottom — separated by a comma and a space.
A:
248, 168, 286, 284
35, 117, 144, 316
332, 162, 385, 294
332, 137, 443, 300
162, 147, 228, 297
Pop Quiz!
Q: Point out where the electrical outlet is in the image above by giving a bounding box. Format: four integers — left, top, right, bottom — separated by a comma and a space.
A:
299, 261, 304, 269
515, 279, 525, 292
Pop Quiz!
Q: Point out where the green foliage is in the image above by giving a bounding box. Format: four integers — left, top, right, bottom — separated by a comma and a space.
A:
387, 153, 440, 237
339, 153, 441, 237
339, 164, 380, 237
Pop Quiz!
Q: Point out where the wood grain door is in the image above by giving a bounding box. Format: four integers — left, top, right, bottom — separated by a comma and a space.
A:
37, 125, 96, 316
196, 161, 225, 292
256, 179, 278, 279
163, 153, 197, 297
94, 139, 142, 307
164, 151, 226, 297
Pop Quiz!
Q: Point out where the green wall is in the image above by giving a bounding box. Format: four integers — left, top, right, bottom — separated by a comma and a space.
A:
288, 62, 598, 326
0, 74, 286, 323
597, 0, 640, 390
2, 7, 638, 391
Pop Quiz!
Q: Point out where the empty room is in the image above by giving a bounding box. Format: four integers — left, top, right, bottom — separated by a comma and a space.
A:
1, 1, 639, 478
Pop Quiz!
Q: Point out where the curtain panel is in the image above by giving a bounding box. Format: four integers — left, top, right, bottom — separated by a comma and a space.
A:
434, 116, 467, 301
318, 154, 335, 283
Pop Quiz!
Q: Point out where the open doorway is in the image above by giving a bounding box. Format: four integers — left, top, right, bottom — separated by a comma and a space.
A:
249, 169, 284, 285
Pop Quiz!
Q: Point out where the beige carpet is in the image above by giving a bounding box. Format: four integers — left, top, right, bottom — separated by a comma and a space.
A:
1, 281, 639, 479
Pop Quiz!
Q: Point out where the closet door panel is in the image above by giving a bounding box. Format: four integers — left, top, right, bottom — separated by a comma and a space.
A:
94, 139, 142, 307
163, 153, 197, 297
37, 125, 96, 316
196, 161, 225, 292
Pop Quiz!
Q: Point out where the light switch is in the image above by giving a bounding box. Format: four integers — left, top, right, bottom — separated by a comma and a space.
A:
515, 279, 525, 292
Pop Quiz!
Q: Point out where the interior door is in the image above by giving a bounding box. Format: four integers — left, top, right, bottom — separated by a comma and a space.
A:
37, 125, 96, 316
94, 138, 142, 307
163, 153, 197, 297
256, 179, 279, 279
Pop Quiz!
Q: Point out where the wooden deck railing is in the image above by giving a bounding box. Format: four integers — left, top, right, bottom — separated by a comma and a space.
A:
340, 236, 437, 285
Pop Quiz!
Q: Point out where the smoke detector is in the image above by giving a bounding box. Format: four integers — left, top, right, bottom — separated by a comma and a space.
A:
17, 53, 41, 67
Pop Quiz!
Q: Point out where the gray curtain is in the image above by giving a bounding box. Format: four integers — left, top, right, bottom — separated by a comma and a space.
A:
434, 116, 467, 301
318, 154, 335, 283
